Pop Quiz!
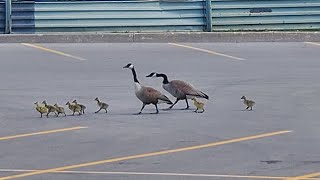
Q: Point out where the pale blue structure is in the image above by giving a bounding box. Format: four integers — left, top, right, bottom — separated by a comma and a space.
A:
1, 0, 320, 33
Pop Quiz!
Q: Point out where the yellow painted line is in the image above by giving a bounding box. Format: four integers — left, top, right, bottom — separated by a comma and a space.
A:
285, 172, 320, 180
0, 130, 292, 180
0, 126, 87, 141
168, 43, 245, 61
0, 169, 306, 180
21, 43, 86, 61
304, 42, 320, 47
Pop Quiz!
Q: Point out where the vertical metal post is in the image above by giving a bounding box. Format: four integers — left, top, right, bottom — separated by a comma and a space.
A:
5, 0, 12, 34
205, 0, 212, 32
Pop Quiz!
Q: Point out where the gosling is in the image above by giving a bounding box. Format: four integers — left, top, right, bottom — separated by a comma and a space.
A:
241, 96, 255, 110
94, 97, 109, 113
34, 102, 48, 118
42, 100, 58, 117
66, 101, 82, 116
54, 103, 66, 117
191, 98, 205, 113
72, 100, 86, 114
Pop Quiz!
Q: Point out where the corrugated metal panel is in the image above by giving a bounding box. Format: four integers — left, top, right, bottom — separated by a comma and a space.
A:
12, 2, 35, 33
0, 1, 4, 33
212, 0, 320, 31
34, 1, 205, 33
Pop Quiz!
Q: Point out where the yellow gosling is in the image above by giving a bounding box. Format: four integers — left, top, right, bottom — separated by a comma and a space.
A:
241, 96, 255, 111
191, 97, 205, 113
34, 102, 48, 118
72, 99, 86, 114
94, 97, 109, 113
42, 100, 58, 117
66, 101, 82, 116
54, 103, 66, 117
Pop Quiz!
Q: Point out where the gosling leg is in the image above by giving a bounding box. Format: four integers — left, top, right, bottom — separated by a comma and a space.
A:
135, 104, 146, 115
246, 106, 249, 110
250, 107, 253, 111
95, 107, 102, 113
105, 108, 108, 113
194, 108, 198, 113
40, 113, 43, 118
199, 109, 205, 113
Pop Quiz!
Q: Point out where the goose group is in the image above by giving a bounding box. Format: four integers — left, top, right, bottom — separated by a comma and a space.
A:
34, 63, 256, 117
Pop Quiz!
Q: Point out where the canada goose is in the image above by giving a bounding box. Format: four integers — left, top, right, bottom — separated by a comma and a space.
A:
66, 101, 82, 116
34, 102, 48, 118
54, 103, 66, 117
72, 100, 86, 114
123, 63, 173, 114
241, 96, 255, 110
191, 98, 205, 113
146, 72, 209, 110
94, 97, 109, 113
42, 100, 58, 117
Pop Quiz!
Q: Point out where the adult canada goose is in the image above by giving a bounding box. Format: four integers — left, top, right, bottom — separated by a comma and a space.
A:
146, 72, 209, 109
123, 63, 173, 114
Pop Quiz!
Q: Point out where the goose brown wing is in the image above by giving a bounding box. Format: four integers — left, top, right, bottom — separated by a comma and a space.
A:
171, 80, 209, 99
143, 87, 172, 104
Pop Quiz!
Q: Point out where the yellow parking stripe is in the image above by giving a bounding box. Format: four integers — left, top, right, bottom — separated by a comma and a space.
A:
0, 126, 87, 141
0, 130, 291, 180
21, 43, 86, 61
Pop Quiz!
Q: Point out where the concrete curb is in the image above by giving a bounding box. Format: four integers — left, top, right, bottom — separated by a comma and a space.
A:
0, 32, 319, 43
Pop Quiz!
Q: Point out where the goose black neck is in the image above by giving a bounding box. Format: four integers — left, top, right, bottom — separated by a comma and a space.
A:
157, 73, 169, 84
131, 68, 140, 83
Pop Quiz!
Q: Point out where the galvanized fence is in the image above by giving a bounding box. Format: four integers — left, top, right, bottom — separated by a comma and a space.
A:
0, 1, 5, 33
211, 0, 320, 31
1, 0, 320, 33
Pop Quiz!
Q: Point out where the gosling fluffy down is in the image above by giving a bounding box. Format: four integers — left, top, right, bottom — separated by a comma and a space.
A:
72, 100, 86, 114
191, 98, 205, 113
241, 96, 255, 110
54, 103, 66, 117
42, 100, 58, 117
34, 102, 48, 118
94, 97, 109, 113
66, 101, 82, 116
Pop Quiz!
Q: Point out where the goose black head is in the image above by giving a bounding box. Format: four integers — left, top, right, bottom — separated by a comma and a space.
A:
94, 97, 99, 101
146, 72, 157, 78
34, 102, 38, 105
72, 100, 77, 103
42, 100, 47, 104
66, 102, 70, 105
241, 96, 246, 99
123, 63, 134, 69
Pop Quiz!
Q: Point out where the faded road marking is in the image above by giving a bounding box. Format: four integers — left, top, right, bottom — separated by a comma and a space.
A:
285, 172, 320, 180
21, 43, 86, 61
168, 43, 245, 61
0, 126, 87, 141
0, 130, 291, 180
